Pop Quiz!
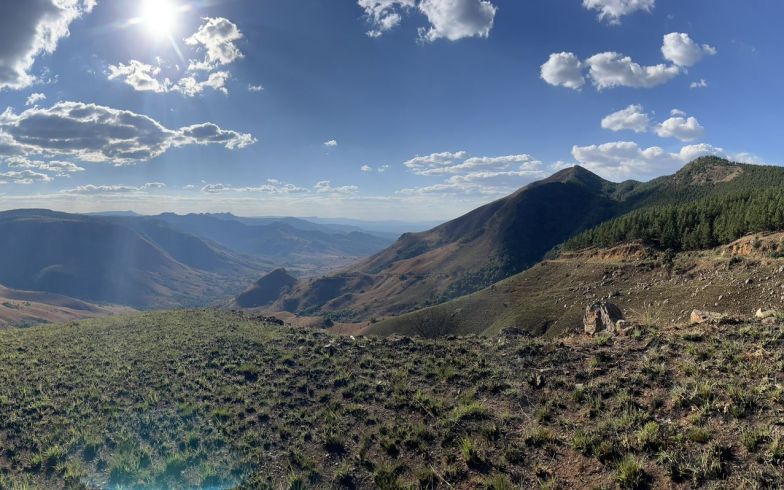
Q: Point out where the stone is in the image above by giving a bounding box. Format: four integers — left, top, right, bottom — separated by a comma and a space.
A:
583, 302, 624, 336
690, 309, 727, 325
756, 308, 780, 320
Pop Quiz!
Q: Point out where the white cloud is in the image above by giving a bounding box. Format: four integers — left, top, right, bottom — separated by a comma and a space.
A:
670, 108, 686, 117
544, 32, 715, 91
417, 0, 497, 42
185, 17, 244, 71
62, 183, 166, 194
201, 179, 308, 194
108, 60, 167, 93
6, 156, 84, 176
690, 79, 708, 89
601, 104, 651, 133
357, 0, 497, 42
586, 52, 680, 89
0, 101, 256, 164
324, 139, 338, 147
248, 84, 264, 92
314, 181, 359, 194
661, 32, 716, 67
655, 116, 704, 141
401, 150, 545, 195
25, 93, 47, 106
172, 71, 230, 96
572, 141, 682, 179
0, 0, 95, 90
571, 141, 759, 180
362, 164, 391, 173
540, 52, 585, 90
107, 60, 229, 97
0, 169, 52, 185
582, 0, 654, 24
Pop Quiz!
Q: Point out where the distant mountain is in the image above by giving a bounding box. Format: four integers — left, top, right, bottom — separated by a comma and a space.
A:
149, 213, 394, 272
258, 157, 784, 320
0, 210, 265, 307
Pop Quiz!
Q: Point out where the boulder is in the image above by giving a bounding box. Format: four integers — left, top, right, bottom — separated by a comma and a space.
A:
584, 302, 624, 336
755, 308, 780, 320
690, 309, 727, 325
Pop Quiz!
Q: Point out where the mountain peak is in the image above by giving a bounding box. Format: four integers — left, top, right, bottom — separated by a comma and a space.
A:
673, 156, 743, 186
541, 165, 609, 190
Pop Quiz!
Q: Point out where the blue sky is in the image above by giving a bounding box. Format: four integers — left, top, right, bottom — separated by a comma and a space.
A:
0, 0, 781, 220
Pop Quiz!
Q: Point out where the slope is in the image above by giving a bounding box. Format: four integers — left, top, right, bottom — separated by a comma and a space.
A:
0, 210, 265, 308
0, 285, 131, 328
368, 232, 784, 337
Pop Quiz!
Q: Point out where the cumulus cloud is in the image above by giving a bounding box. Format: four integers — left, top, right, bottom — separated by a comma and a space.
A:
655, 115, 705, 141
0, 101, 256, 164
417, 0, 497, 42
6, 156, 84, 176
690, 79, 708, 89
361, 164, 373, 172
543, 32, 714, 91
314, 181, 359, 194
108, 60, 171, 93
582, 0, 654, 24
0, 169, 53, 185
572, 141, 683, 179
324, 139, 338, 147
586, 52, 680, 89
0, 0, 95, 91
540, 52, 585, 90
172, 71, 230, 96
248, 84, 264, 92
107, 60, 229, 97
601, 104, 651, 133
185, 17, 244, 71
358, 0, 497, 42
661, 32, 717, 67
25, 93, 47, 106
61, 182, 166, 194
108, 18, 242, 96
571, 141, 759, 180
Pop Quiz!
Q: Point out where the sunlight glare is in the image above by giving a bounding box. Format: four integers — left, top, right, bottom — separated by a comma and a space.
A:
141, 0, 180, 38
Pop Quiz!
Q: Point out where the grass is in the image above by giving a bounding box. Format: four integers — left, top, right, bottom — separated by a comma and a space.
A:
1, 309, 784, 487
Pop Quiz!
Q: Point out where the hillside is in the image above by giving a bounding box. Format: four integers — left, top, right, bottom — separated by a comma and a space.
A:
235, 268, 298, 308
150, 213, 394, 274
259, 157, 784, 321
368, 232, 784, 338
2, 310, 784, 488
0, 210, 266, 308
0, 285, 131, 328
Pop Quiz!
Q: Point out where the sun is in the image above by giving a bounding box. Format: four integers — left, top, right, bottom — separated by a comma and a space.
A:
140, 0, 180, 38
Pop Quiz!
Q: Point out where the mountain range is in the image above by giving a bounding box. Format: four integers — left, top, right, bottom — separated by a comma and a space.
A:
0, 210, 395, 312
250, 157, 784, 323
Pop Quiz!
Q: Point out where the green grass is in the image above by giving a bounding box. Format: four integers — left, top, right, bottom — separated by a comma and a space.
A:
1, 309, 784, 487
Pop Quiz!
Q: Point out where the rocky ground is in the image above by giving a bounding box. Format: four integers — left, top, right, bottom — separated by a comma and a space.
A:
1, 310, 784, 488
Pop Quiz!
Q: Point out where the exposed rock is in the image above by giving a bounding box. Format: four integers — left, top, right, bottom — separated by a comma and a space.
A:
584, 302, 624, 336
756, 308, 781, 320
690, 309, 727, 325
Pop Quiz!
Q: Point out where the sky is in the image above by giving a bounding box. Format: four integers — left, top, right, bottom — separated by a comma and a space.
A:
0, 0, 781, 221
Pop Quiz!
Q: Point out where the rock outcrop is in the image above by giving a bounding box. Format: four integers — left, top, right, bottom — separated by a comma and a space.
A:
584, 302, 624, 336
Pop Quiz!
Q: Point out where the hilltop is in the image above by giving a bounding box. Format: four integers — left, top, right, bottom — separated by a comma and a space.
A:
2, 310, 784, 488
